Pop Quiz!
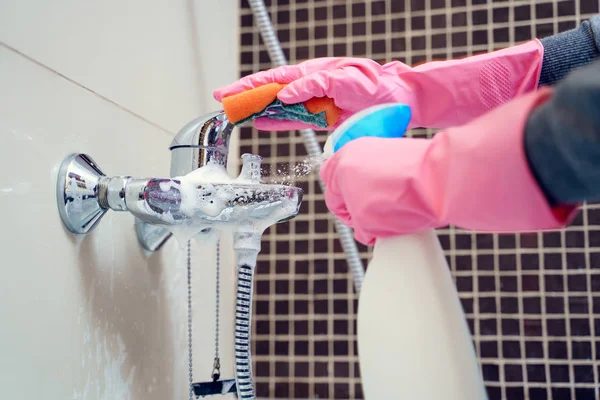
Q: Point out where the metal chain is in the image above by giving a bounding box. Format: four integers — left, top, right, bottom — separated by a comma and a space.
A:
212, 239, 221, 381
187, 236, 222, 399
187, 241, 194, 400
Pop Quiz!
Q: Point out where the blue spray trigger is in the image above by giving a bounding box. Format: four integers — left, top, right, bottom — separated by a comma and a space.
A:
332, 103, 412, 153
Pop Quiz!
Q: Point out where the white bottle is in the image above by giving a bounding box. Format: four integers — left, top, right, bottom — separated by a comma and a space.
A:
358, 231, 487, 399
323, 104, 488, 400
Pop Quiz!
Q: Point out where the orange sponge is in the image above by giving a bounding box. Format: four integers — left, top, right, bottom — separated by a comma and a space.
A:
221, 83, 341, 127
222, 83, 286, 124
304, 97, 342, 127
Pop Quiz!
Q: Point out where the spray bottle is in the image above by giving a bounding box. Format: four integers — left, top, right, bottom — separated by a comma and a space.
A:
323, 104, 488, 400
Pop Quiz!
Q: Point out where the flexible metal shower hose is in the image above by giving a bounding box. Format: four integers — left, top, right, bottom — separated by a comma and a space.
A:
246, 0, 366, 293
233, 263, 256, 399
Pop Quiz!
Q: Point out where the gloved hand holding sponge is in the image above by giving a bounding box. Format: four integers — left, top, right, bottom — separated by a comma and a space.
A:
214, 40, 544, 131
213, 37, 599, 245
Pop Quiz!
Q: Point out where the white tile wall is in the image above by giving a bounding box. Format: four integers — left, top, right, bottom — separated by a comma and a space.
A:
0, 0, 238, 133
0, 1, 239, 398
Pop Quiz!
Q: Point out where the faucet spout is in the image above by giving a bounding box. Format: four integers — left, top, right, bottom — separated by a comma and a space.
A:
169, 111, 234, 177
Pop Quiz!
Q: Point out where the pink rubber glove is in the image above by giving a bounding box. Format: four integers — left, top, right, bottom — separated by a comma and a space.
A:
214, 40, 543, 131
319, 87, 577, 246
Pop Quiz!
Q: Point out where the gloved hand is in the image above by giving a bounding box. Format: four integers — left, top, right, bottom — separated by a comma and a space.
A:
320, 87, 577, 246
214, 40, 544, 131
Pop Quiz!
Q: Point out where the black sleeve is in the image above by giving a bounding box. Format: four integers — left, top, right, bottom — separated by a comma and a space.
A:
525, 59, 600, 206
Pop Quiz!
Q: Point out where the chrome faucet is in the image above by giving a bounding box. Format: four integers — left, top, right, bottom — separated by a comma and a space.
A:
56, 111, 303, 251
169, 110, 233, 175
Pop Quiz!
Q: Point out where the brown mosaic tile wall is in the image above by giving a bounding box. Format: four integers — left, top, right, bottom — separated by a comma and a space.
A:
238, 1, 600, 399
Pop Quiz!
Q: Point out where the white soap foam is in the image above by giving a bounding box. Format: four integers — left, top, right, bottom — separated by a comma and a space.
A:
159, 163, 234, 245
162, 161, 300, 249
158, 180, 179, 192
177, 163, 234, 218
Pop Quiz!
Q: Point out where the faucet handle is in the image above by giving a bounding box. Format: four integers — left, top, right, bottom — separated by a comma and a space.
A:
237, 153, 263, 184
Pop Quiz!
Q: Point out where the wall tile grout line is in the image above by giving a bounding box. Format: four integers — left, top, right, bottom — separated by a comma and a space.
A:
0, 41, 175, 137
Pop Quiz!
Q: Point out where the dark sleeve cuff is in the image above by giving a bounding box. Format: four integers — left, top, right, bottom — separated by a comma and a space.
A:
525, 59, 600, 206
539, 15, 600, 86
